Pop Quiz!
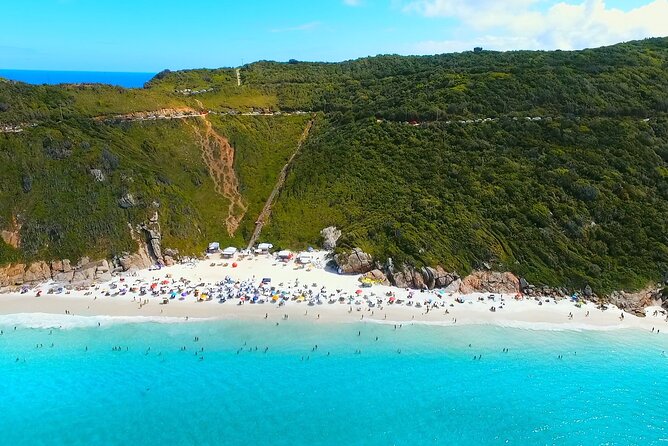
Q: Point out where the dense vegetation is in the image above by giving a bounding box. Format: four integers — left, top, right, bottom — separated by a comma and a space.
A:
1, 38, 668, 292
266, 116, 668, 292
208, 114, 312, 243
239, 37, 668, 120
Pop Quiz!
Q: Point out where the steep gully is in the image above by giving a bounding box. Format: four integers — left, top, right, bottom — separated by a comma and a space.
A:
187, 115, 247, 236
94, 106, 315, 241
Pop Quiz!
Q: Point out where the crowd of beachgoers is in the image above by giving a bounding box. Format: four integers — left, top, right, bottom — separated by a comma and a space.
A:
1, 251, 667, 332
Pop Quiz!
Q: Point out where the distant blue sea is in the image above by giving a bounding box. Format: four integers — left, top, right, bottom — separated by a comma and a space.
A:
0, 318, 666, 445
0, 69, 156, 88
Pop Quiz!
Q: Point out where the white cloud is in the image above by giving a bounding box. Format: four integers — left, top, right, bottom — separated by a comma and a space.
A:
404, 0, 668, 52
271, 22, 321, 33
344, 0, 362, 5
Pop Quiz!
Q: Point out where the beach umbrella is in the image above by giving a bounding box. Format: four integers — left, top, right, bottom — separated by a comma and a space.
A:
356, 289, 363, 295
232, 262, 238, 268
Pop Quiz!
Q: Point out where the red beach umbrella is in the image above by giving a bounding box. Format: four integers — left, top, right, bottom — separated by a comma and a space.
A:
356, 289, 363, 295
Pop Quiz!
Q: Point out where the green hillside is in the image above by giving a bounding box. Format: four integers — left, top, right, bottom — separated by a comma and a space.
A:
2, 38, 668, 293
265, 115, 668, 292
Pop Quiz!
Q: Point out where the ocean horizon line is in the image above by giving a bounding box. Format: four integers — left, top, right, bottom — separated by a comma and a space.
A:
0, 69, 157, 88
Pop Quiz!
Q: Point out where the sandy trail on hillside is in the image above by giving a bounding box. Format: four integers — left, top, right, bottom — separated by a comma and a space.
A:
188, 117, 247, 235
247, 118, 314, 249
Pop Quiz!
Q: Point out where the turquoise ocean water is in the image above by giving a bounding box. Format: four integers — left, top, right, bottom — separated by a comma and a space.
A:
0, 317, 666, 445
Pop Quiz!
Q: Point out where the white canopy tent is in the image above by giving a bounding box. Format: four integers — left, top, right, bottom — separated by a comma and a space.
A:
257, 243, 273, 253
277, 250, 292, 259
296, 252, 314, 264
222, 247, 238, 258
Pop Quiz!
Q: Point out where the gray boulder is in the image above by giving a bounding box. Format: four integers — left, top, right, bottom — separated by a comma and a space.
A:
118, 193, 137, 209
335, 248, 373, 274
583, 284, 593, 297
94, 260, 112, 282
320, 226, 342, 250
164, 248, 180, 259
430, 266, 459, 289
391, 266, 458, 290
53, 271, 75, 282
444, 278, 462, 293
391, 267, 428, 289
90, 169, 105, 182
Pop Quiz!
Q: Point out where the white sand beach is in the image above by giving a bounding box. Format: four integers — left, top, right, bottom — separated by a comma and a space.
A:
1, 251, 667, 332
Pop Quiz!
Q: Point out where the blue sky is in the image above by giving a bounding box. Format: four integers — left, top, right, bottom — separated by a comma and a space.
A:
1, 0, 666, 72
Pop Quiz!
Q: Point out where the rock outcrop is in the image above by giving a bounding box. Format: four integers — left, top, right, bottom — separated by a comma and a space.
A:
1, 215, 21, 248
51, 259, 74, 282
421, 266, 459, 289
444, 278, 462, 293
390, 267, 426, 289
385, 265, 459, 290
0, 258, 115, 288
23, 261, 52, 283
142, 226, 163, 262
335, 248, 373, 274
118, 193, 137, 209
139, 210, 164, 265
115, 248, 153, 272
90, 169, 105, 182
608, 287, 666, 317
458, 271, 520, 294
1, 229, 20, 249
0, 263, 28, 287
360, 269, 390, 286
162, 248, 180, 267
320, 226, 342, 250
1, 211, 176, 290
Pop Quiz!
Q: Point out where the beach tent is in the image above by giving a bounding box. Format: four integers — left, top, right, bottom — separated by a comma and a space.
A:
277, 250, 293, 260
208, 242, 220, 253
222, 246, 238, 258
257, 243, 273, 253
296, 252, 314, 264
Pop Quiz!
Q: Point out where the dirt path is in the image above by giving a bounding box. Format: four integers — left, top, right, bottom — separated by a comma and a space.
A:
95, 107, 206, 123
188, 116, 247, 236
246, 117, 314, 250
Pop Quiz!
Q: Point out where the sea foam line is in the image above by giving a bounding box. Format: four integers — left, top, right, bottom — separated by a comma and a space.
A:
364, 317, 637, 332
0, 313, 215, 330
